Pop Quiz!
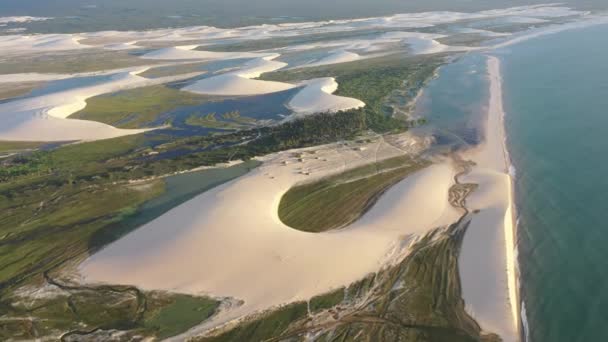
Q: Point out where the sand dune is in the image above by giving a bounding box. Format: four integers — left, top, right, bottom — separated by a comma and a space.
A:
458, 56, 518, 342
80, 137, 460, 334
0, 16, 51, 24
183, 55, 294, 96
0, 34, 90, 53
104, 41, 140, 50
288, 77, 365, 115
301, 50, 361, 68
0, 69, 204, 141
184, 73, 294, 96
141, 44, 270, 60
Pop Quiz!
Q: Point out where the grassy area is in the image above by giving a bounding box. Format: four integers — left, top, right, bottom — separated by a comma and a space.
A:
70, 85, 212, 128
278, 155, 429, 232
0, 50, 157, 74
0, 149, 258, 339
263, 53, 447, 132
310, 287, 345, 313
198, 302, 308, 342
144, 293, 219, 339
186, 111, 257, 130
0, 178, 164, 292
436, 33, 494, 47
0, 141, 48, 153
0, 81, 42, 101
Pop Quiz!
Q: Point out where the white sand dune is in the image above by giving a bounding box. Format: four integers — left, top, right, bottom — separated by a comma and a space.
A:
0, 34, 90, 53
0, 69, 204, 142
458, 56, 518, 342
141, 44, 270, 61
80, 137, 460, 335
183, 55, 294, 96
288, 77, 365, 115
104, 41, 140, 50
184, 73, 294, 96
183, 53, 364, 114
0, 16, 51, 24
300, 50, 361, 68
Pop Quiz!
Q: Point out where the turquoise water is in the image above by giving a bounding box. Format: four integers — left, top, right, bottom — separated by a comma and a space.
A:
499, 24, 608, 342
418, 23, 608, 341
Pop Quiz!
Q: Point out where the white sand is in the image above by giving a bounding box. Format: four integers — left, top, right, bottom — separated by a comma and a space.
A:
80, 137, 460, 334
0, 34, 90, 53
183, 55, 294, 96
0, 69, 204, 142
141, 45, 271, 61
183, 57, 364, 115
0, 16, 51, 24
104, 41, 140, 50
300, 50, 361, 68
287, 77, 365, 115
458, 56, 518, 342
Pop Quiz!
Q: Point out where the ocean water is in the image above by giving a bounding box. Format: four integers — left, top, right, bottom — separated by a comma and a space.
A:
417, 23, 608, 341
499, 24, 608, 342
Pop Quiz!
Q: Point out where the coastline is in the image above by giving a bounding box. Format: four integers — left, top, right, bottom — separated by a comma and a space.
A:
457, 55, 519, 341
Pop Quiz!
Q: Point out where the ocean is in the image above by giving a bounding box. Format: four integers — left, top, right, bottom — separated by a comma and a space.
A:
500, 23, 608, 342
417, 22, 608, 342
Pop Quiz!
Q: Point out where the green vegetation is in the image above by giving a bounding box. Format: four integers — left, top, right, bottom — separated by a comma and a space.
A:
0, 177, 164, 291
0, 81, 41, 101
279, 155, 429, 232
309, 287, 345, 313
144, 293, 219, 339
0, 50, 157, 74
0, 141, 47, 154
70, 85, 212, 128
198, 302, 309, 342
436, 33, 493, 47
185, 111, 257, 130
0, 150, 258, 339
263, 53, 447, 132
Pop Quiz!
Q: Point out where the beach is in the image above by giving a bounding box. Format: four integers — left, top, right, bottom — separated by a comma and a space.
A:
458, 55, 518, 341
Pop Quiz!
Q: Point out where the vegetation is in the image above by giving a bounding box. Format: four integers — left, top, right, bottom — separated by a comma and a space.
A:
0, 81, 41, 101
0, 156, 258, 339
197, 302, 309, 342
279, 155, 429, 232
0, 141, 48, 154
0, 50, 158, 74
70, 85, 212, 128
263, 53, 447, 132
143, 293, 219, 339
185, 111, 257, 130
309, 287, 345, 313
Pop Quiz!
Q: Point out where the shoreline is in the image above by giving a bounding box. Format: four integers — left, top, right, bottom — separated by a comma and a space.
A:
457, 55, 519, 341
491, 55, 521, 340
